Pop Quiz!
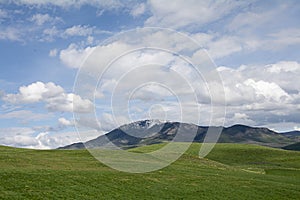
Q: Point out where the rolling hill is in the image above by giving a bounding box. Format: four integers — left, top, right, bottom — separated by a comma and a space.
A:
1, 143, 300, 199
59, 120, 300, 150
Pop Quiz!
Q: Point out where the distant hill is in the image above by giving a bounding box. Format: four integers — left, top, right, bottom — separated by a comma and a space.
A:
282, 142, 300, 151
280, 131, 300, 139
58, 120, 300, 150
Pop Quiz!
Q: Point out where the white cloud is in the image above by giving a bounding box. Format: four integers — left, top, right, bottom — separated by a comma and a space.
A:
64, 25, 95, 37
59, 28, 300, 131
59, 29, 205, 70
226, 112, 256, 126
218, 61, 300, 104
49, 48, 58, 57
225, 3, 300, 52
0, 27, 22, 41
190, 33, 254, 59
2, 60, 300, 148
63, 30, 224, 129
4, 81, 64, 104
2, 82, 93, 113
10, 0, 123, 9
46, 93, 94, 113
207, 36, 242, 59
89, 59, 300, 128
228, 10, 273, 32
86, 36, 94, 45
0, 127, 34, 136
42, 26, 60, 41
59, 43, 96, 68
145, 0, 250, 29
244, 79, 291, 103
30, 13, 59, 26
98, 112, 130, 131
1, 13, 63, 42
130, 3, 146, 17
58, 117, 74, 126
215, 61, 300, 128
268, 28, 300, 48
59, 29, 247, 69
266, 61, 300, 74
2, 135, 39, 147
0, 110, 51, 122
0, 126, 83, 149
42, 25, 107, 42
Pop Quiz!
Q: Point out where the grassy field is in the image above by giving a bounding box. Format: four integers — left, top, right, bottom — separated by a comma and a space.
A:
0, 143, 300, 199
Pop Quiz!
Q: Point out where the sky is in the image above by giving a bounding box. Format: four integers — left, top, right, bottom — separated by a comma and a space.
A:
0, 0, 300, 149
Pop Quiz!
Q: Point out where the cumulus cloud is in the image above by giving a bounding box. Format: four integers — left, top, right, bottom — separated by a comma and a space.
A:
0, 126, 80, 149
0, 119, 101, 149
80, 56, 300, 130
244, 79, 291, 102
72, 43, 220, 129
267, 61, 300, 74
45, 93, 94, 113
217, 61, 300, 128
58, 29, 251, 70
225, 61, 300, 94
2, 61, 300, 148
59, 43, 96, 68
57, 26, 300, 130
58, 117, 74, 127
3, 82, 64, 104
2, 82, 93, 113
0, 127, 40, 148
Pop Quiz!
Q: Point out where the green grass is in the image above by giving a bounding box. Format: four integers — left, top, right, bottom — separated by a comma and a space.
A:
1, 143, 300, 199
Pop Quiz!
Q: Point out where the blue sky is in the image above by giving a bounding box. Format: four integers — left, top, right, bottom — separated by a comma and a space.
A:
0, 0, 300, 149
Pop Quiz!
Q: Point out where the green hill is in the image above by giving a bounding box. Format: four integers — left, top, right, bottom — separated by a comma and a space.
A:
1, 143, 300, 199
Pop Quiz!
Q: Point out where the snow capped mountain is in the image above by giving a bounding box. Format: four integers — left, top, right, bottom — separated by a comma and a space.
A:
59, 120, 300, 150
121, 119, 167, 129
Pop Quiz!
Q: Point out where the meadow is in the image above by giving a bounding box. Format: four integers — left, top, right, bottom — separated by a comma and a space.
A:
0, 143, 300, 199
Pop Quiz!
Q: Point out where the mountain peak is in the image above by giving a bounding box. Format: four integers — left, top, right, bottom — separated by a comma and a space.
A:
59, 120, 300, 150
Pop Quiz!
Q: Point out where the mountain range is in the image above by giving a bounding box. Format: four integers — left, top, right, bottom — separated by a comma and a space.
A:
59, 120, 300, 151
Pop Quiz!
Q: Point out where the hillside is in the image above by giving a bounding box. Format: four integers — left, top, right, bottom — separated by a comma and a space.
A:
283, 142, 300, 151
59, 120, 300, 150
280, 131, 300, 140
1, 143, 300, 199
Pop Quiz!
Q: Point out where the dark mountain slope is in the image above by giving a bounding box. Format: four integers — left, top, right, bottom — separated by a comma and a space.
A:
59, 120, 300, 150
282, 142, 300, 151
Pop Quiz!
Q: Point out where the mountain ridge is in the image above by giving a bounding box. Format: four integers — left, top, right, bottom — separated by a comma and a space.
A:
58, 120, 300, 150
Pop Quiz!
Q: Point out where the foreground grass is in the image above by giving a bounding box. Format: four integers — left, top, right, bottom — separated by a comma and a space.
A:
0, 143, 300, 199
